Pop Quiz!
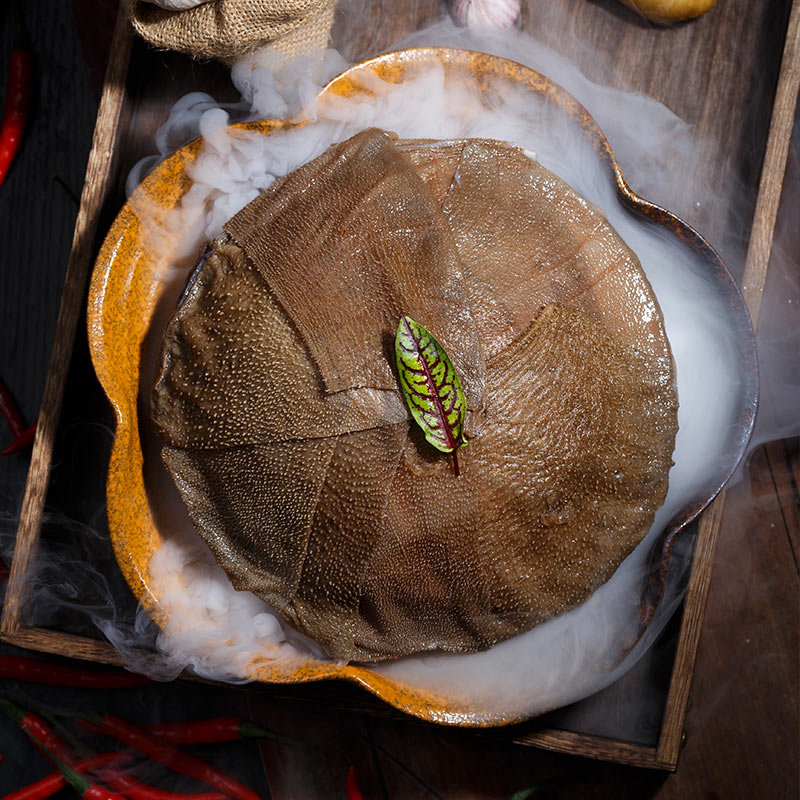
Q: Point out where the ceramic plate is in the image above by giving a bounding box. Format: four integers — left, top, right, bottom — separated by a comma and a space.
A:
87, 48, 757, 725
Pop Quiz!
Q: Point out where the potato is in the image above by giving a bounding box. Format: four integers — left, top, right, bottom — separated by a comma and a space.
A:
618, 0, 716, 23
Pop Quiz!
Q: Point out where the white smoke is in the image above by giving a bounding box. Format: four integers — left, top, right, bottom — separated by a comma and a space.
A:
11, 12, 791, 734
108, 18, 766, 727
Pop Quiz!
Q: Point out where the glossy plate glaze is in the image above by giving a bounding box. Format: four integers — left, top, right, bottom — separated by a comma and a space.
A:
87, 48, 757, 726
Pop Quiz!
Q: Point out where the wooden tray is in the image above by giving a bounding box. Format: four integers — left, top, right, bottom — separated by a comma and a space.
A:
2, 0, 798, 771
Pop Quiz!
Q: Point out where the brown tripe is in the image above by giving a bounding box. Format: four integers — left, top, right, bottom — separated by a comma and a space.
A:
223, 129, 486, 410
152, 129, 678, 663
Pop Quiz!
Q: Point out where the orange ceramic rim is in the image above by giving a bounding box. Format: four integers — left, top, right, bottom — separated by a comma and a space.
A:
87, 48, 757, 727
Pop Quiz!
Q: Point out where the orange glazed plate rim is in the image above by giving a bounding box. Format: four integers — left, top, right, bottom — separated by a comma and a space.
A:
87, 47, 757, 727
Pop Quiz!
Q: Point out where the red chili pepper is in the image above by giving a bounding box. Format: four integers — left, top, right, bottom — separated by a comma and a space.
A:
2, 699, 224, 800
14, 687, 94, 760
0, 656, 152, 688
141, 717, 321, 754
78, 714, 260, 800
1, 422, 36, 455
3, 753, 131, 800
0, 7, 32, 187
142, 717, 272, 744
0, 379, 26, 437
20, 740, 127, 800
345, 765, 365, 800
97, 770, 226, 800
0, 378, 36, 455
0, 699, 75, 765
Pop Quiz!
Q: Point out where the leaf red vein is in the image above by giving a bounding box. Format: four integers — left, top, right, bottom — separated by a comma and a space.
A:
400, 317, 458, 452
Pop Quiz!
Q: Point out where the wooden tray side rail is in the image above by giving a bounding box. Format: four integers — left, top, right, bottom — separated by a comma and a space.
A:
1, 9, 134, 639
653, 0, 800, 768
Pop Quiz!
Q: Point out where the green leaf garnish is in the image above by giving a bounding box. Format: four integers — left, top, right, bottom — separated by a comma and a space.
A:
395, 315, 467, 475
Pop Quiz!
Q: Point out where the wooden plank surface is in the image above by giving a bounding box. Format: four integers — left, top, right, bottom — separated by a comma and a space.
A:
0, 0, 797, 795
245, 442, 799, 795
665, 440, 799, 799
740, 0, 800, 328
656, 495, 728, 766
656, 1, 800, 767
0, 7, 133, 636
520, 0, 792, 271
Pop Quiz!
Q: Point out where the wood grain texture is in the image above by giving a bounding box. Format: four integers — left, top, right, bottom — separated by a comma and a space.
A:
68, 0, 120, 99
656, 493, 728, 766
1, 626, 127, 666
655, 0, 799, 768
740, 0, 800, 328
0, 9, 133, 636
0, 2, 98, 517
508, 729, 667, 770
0, 0, 796, 789
776, 439, 800, 567
652, 440, 799, 799
522, 0, 792, 272
331, 0, 441, 62
247, 693, 653, 798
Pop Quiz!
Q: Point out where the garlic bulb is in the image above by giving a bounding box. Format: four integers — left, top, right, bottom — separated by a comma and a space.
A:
450, 0, 522, 29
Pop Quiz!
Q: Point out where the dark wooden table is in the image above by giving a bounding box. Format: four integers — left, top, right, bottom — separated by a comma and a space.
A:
0, 0, 797, 797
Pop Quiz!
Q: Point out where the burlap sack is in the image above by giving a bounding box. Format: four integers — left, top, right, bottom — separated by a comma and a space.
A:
123, 0, 337, 62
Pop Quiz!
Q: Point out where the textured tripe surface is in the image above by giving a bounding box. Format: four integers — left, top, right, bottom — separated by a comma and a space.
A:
152, 129, 678, 663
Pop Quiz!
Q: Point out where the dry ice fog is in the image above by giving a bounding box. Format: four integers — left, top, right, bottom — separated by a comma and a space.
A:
5, 11, 798, 737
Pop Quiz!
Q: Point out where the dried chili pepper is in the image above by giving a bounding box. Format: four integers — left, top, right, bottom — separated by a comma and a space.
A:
3, 753, 131, 800
0, 656, 152, 688
20, 740, 127, 800
0, 701, 126, 800
96, 770, 226, 800
78, 713, 260, 800
0, 379, 36, 455
15, 687, 95, 759
0, 699, 75, 765
345, 765, 365, 800
0, 5, 32, 187
4, 697, 227, 800
0, 379, 25, 436
142, 717, 319, 753
1, 422, 36, 455
142, 717, 274, 744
